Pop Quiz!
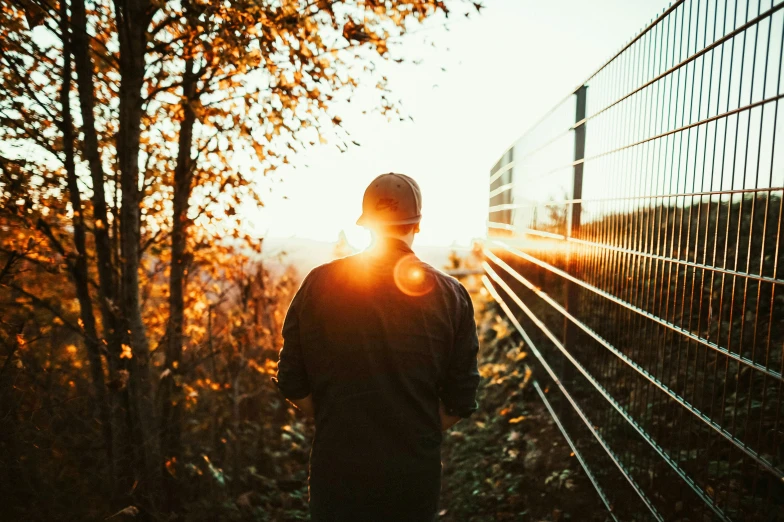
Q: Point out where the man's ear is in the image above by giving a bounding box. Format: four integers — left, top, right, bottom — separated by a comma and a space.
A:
414, 223, 421, 234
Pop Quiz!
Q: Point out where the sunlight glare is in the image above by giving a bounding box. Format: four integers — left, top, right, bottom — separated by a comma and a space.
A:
393, 254, 435, 297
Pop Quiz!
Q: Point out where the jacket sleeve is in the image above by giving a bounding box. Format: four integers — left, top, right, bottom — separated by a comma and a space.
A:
440, 283, 480, 418
273, 272, 314, 400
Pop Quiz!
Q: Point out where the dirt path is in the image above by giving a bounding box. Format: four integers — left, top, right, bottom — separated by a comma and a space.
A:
438, 299, 610, 522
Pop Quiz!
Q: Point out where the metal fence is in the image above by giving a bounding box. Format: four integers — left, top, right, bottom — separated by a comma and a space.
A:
483, 0, 784, 520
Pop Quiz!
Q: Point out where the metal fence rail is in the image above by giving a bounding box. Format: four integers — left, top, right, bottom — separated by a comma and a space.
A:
484, 0, 784, 519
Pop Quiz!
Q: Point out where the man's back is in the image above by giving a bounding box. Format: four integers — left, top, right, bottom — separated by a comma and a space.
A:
275, 238, 480, 521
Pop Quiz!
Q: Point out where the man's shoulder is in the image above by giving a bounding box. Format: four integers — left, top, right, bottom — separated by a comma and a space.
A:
417, 259, 453, 282
319, 252, 364, 272
417, 259, 470, 299
301, 253, 364, 284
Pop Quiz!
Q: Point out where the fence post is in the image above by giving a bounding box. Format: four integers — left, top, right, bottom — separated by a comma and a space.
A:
562, 85, 586, 370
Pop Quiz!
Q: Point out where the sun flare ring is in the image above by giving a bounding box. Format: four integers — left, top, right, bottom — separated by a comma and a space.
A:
393, 254, 435, 297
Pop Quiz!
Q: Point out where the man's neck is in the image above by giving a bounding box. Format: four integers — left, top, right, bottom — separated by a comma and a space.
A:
366, 235, 414, 258
377, 233, 415, 248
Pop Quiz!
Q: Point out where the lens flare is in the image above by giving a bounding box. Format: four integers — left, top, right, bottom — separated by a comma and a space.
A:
393, 254, 435, 297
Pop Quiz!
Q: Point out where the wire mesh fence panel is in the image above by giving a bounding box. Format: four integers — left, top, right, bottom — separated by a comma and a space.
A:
484, 1, 784, 520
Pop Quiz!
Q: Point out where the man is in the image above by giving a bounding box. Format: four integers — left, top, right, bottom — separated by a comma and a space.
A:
274, 173, 480, 521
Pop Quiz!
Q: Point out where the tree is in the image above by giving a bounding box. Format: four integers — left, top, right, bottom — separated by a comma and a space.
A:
333, 230, 355, 258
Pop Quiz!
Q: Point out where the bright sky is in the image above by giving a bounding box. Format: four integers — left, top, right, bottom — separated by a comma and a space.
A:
249, 0, 671, 249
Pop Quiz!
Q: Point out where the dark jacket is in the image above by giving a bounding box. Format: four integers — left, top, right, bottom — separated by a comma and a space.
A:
274, 238, 480, 521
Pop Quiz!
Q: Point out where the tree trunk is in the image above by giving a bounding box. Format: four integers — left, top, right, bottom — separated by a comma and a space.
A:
70, 0, 120, 351
58, 0, 113, 488
113, 0, 161, 515
161, 56, 197, 513
70, 0, 132, 505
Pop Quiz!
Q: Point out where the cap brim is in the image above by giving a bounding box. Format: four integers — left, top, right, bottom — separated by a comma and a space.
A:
356, 214, 421, 227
